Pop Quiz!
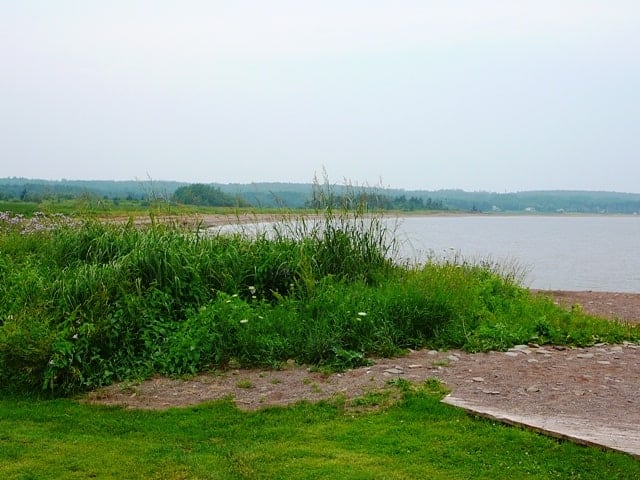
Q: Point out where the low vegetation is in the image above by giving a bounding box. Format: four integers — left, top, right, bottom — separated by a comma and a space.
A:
2, 381, 639, 479
1, 200, 637, 397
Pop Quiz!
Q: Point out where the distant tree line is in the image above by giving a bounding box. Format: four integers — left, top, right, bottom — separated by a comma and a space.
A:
172, 184, 249, 207
417, 189, 640, 214
0, 178, 181, 203
305, 192, 445, 211
1, 178, 639, 214
385, 195, 445, 211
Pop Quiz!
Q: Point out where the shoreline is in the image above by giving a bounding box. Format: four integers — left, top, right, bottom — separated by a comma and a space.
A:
533, 290, 640, 324
114, 210, 640, 228
108, 212, 640, 319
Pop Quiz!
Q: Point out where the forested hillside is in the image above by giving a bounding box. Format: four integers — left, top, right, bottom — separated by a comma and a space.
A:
1, 178, 639, 214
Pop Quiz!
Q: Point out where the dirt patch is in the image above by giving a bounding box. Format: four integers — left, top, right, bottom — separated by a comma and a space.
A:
84, 341, 640, 424
85, 290, 639, 413
534, 290, 640, 324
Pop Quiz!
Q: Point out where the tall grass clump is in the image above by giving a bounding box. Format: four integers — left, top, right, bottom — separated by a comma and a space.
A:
273, 176, 398, 287
1, 197, 638, 396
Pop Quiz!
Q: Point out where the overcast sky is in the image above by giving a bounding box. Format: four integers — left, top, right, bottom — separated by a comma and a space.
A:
2, 1, 639, 192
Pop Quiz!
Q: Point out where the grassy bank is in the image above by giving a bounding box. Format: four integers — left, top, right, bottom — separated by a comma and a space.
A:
1, 209, 637, 396
2, 382, 639, 479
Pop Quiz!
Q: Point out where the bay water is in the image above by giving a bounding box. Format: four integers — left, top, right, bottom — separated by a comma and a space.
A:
395, 215, 640, 293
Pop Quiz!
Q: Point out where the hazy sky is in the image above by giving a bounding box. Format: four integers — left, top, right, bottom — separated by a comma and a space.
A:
2, 1, 639, 192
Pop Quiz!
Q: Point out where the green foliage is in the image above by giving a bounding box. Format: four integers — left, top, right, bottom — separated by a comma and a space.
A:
0, 201, 40, 215
1, 207, 638, 396
0, 314, 53, 393
3, 177, 640, 213
173, 183, 248, 207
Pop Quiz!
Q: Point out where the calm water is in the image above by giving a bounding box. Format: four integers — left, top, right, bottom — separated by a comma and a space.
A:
395, 215, 640, 293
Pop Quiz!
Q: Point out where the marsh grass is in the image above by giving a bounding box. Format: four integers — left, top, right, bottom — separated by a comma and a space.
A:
1, 198, 638, 395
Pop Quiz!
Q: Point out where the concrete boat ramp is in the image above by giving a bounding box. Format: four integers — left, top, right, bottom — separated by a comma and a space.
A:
443, 395, 640, 459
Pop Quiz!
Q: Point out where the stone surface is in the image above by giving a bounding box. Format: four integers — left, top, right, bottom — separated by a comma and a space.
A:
384, 368, 404, 374
442, 396, 640, 459
577, 353, 595, 359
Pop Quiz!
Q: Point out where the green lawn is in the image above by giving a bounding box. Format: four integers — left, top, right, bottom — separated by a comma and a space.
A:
1, 383, 638, 479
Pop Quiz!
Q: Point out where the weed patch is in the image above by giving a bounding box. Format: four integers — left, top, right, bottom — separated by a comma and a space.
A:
1, 208, 638, 396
